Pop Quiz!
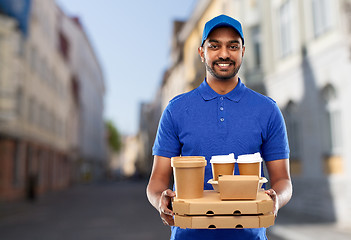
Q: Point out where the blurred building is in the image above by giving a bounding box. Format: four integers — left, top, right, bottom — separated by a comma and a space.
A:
261, 0, 351, 227
58, 6, 107, 182
138, 0, 351, 227
135, 92, 162, 178
0, 0, 106, 201
132, 21, 189, 179
110, 134, 141, 178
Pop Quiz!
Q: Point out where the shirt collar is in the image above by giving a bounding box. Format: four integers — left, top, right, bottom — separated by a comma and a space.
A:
198, 78, 246, 102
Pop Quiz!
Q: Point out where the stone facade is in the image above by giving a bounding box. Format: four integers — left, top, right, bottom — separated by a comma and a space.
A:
0, 0, 106, 201
59, 7, 107, 181
262, 0, 351, 226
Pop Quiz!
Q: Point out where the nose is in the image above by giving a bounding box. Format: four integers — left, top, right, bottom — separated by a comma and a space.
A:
218, 47, 230, 60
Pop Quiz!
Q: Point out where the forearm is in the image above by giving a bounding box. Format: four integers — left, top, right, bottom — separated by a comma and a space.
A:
146, 178, 169, 211
265, 159, 292, 215
146, 155, 175, 226
271, 178, 292, 209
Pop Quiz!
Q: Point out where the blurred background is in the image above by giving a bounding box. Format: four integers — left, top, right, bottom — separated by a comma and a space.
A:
0, 0, 351, 239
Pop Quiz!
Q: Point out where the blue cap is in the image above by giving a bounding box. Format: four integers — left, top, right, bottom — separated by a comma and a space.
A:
201, 15, 244, 46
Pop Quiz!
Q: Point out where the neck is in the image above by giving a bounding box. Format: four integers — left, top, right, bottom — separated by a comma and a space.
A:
206, 75, 239, 95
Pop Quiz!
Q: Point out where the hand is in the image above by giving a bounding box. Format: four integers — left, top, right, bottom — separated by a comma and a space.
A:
265, 189, 279, 217
158, 189, 176, 226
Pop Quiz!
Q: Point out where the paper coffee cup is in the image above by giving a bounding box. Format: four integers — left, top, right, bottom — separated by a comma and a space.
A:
171, 156, 207, 199
210, 153, 235, 181
237, 152, 262, 177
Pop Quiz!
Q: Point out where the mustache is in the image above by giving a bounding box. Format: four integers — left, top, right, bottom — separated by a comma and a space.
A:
213, 58, 236, 65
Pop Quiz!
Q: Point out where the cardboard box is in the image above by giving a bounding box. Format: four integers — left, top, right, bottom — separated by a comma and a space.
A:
208, 177, 268, 192
174, 213, 275, 229
218, 175, 259, 200
173, 190, 273, 216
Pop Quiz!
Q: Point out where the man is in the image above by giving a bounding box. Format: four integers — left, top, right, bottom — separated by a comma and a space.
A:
147, 14, 292, 239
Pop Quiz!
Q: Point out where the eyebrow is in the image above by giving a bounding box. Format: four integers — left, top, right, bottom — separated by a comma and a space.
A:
208, 39, 241, 44
229, 40, 241, 44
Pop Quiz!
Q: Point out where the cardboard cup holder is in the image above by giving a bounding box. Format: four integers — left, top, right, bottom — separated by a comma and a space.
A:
207, 178, 219, 192
208, 176, 268, 195
259, 177, 268, 189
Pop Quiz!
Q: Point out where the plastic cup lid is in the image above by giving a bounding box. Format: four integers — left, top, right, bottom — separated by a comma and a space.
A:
210, 153, 235, 163
171, 156, 205, 161
171, 156, 207, 168
237, 152, 262, 163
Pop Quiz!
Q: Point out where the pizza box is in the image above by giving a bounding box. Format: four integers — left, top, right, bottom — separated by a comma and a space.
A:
174, 213, 275, 229
173, 190, 273, 216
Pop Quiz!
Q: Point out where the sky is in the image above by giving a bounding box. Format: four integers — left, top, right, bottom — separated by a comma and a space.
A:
56, 0, 197, 136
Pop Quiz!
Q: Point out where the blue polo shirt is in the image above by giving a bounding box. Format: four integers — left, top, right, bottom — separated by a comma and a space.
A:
153, 79, 289, 240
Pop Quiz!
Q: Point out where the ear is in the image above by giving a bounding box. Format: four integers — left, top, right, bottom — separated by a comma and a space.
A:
198, 47, 204, 62
242, 46, 245, 58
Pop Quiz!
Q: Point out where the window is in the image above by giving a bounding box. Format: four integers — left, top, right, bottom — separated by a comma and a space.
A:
38, 150, 44, 185
13, 141, 23, 187
312, 0, 333, 37
39, 104, 45, 129
58, 31, 70, 61
28, 97, 34, 124
30, 46, 36, 72
251, 26, 261, 68
321, 84, 342, 155
279, 0, 293, 57
284, 101, 301, 160
16, 87, 23, 117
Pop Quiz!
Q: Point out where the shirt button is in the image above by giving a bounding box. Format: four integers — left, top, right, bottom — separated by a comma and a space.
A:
220, 97, 224, 100
220, 118, 224, 122
220, 107, 224, 111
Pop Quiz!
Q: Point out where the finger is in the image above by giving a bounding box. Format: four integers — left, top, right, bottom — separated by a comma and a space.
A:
160, 190, 175, 216
160, 199, 174, 215
161, 214, 175, 226
161, 212, 174, 223
265, 189, 279, 216
265, 189, 272, 195
159, 199, 174, 216
160, 206, 174, 216
168, 218, 175, 226
163, 189, 176, 198
265, 189, 276, 198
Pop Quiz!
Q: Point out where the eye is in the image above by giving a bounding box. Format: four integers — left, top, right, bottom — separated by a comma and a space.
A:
229, 45, 240, 50
209, 44, 219, 49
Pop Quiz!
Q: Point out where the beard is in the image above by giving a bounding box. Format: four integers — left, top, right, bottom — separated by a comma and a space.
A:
205, 58, 242, 81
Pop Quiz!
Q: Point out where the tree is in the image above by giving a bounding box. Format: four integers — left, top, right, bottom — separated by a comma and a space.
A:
106, 120, 122, 153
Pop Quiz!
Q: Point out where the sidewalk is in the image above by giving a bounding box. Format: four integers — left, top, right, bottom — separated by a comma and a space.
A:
267, 208, 351, 240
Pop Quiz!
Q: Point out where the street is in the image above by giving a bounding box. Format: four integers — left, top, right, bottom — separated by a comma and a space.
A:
1, 180, 350, 240
0, 180, 170, 240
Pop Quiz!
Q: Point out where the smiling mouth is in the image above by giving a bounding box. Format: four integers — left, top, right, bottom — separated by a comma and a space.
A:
215, 62, 234, 70
218, 63, 231, 67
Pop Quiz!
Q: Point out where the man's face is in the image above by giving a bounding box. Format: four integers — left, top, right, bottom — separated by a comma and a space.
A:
199, 27, 245, 81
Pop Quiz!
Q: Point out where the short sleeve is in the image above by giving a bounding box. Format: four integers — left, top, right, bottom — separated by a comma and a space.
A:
152, 104, 181, 158
261, 103, 290, 161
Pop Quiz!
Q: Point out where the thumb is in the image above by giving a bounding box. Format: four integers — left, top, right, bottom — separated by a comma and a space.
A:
265, 189, 276, 199
163, 189, 176, 198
